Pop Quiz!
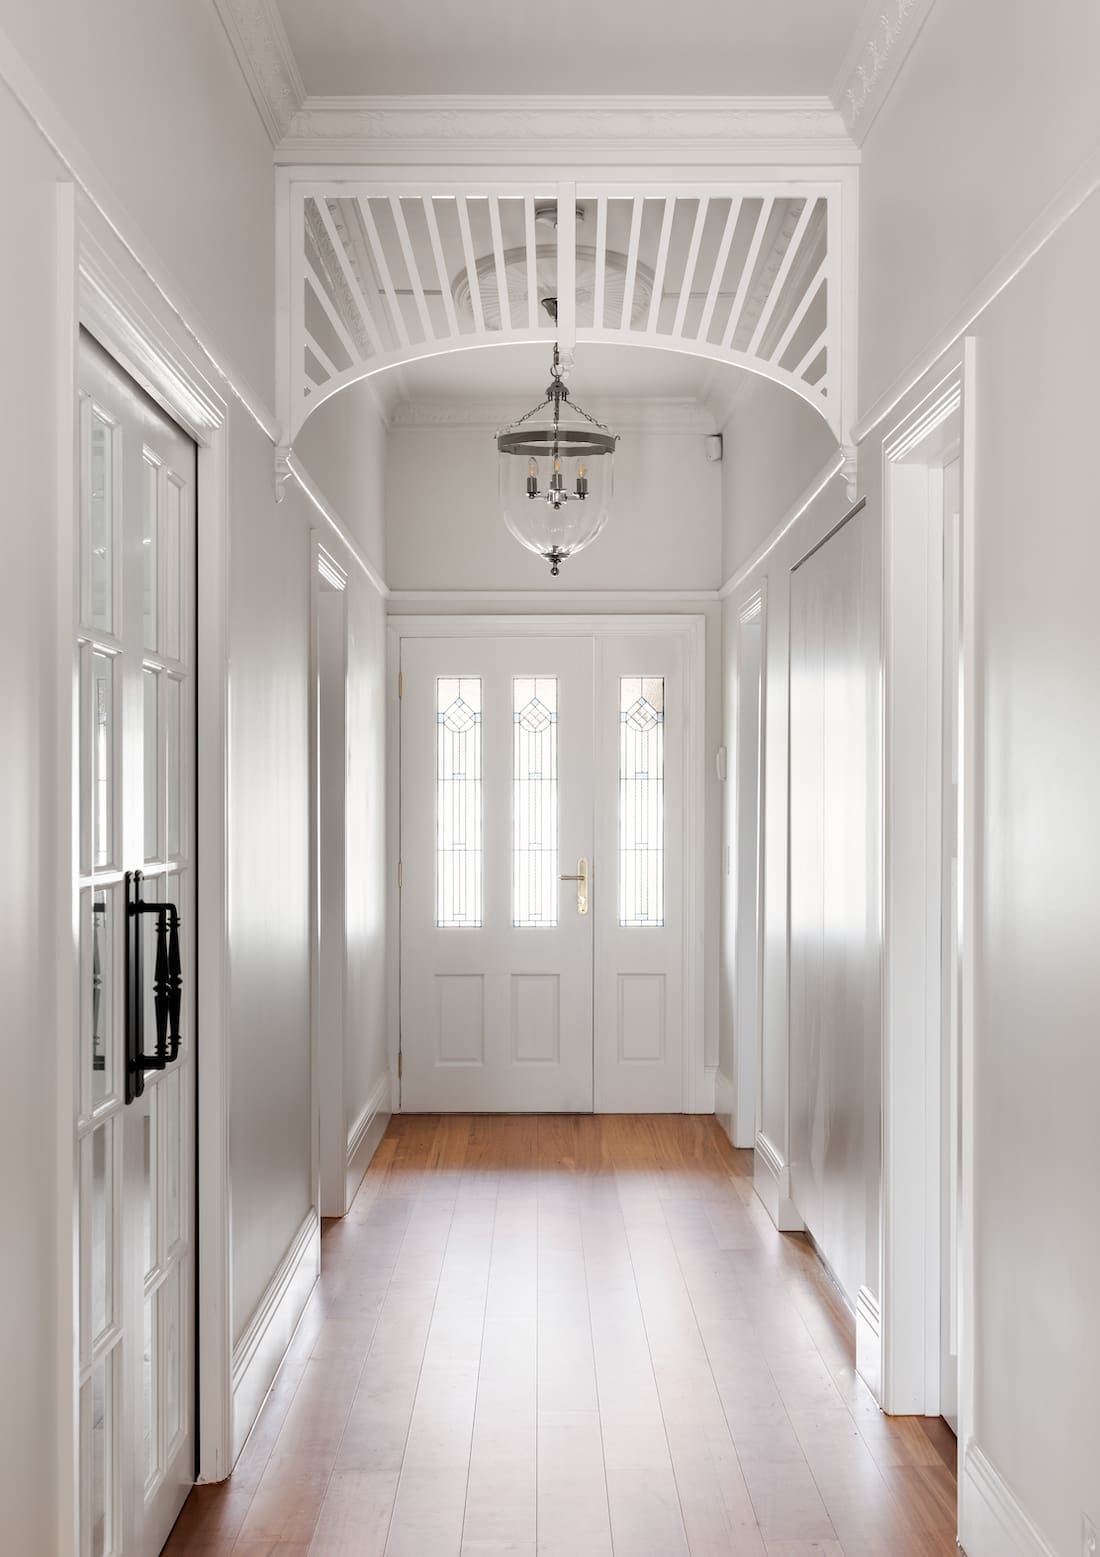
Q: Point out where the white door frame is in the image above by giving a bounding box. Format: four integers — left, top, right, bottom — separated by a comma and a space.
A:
387, 613, 709, 1112
878, 341, 976, 1444
310, 538, 349, 1217
60, 198, 235, 1521
732, 586, 767, 1147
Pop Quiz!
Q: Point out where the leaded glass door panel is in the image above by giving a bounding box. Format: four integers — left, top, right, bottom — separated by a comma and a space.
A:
76, 332, 196, 1556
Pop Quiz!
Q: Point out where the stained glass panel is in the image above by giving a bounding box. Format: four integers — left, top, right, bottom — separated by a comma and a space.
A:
437, 677, 483, 927
619, 675, 665, 926
513, 677, 558, 927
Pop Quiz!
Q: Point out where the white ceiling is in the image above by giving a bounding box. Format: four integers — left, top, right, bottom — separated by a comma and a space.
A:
275, 0, 869, 98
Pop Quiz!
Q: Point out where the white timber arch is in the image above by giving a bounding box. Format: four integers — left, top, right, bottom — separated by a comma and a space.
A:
276, 170, 858, 466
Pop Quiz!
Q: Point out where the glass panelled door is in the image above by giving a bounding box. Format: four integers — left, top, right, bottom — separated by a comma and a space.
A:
76, 332, 196, 1556
401, 636, 596, 1112
399, 629, 686, 1113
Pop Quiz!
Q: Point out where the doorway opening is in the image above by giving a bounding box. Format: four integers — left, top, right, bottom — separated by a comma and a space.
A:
877, 348, 973, 1446
393, 616, 705, 1114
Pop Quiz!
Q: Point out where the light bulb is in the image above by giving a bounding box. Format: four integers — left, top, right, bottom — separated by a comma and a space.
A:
526, 456, 538, 499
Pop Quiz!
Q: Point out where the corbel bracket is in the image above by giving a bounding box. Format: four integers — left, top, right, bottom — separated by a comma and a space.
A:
842, 444, 859, 502
274, 444, 292, 503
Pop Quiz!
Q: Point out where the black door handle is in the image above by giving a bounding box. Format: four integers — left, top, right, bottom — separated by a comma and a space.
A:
124, 870, 183, 1104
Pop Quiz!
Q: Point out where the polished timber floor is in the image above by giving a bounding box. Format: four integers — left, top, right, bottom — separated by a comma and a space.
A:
165, 1115, 957, 1556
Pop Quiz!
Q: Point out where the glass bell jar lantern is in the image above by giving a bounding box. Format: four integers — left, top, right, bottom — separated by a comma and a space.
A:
496, 346, 619, 576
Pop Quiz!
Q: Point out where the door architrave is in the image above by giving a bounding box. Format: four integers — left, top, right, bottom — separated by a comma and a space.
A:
61, 197, 235, 1517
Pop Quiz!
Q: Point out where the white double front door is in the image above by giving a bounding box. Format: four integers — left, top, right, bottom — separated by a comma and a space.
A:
399, 627, 687, 1113
75, 332, 196, 1557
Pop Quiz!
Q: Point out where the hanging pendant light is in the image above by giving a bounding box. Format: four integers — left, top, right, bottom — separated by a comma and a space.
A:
496, 346, 619, 576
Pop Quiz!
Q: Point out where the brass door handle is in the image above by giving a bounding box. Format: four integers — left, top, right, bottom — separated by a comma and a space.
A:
560, 857, 589, 915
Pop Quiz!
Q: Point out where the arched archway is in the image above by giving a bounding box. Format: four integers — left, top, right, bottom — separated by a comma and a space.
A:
280, 180, 854, 451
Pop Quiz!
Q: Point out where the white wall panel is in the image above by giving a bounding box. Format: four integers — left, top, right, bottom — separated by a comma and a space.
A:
343, 569, 389, 1165
788, 507, 875, 1306
227, 422, 313, 1342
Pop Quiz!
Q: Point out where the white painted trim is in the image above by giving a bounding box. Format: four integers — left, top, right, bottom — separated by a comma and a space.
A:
286, 452, 389, 597
713, 1068, 736, 1135
390, 613, 708, 1114
960, 1441, 1059, 1557
388, 589, 719, 608
0, 19, 279, 443
230, 1210, 320, 1464
719, 452, 848, 598
55, 183, 80, 1557
854, 144, 1100, 444
277, 94, 858, 164
753, 1132, 804, 1232
879, 346, 973, 1420
74, 202, 237, 1485
211, 0, 305, 145
731, 585, 767, 1146
345, 1074, 392, 1210
386, 626, 403, 1112
388, 612, 708, 637
832, 0, 938, 143
856, 1285, 882, 1401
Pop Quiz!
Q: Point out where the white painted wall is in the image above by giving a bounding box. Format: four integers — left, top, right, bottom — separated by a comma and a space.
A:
0, 0, 386, 1531
296, 379, 388, 574
856, 4, 1100, 1548
858, 0, 1100, 419
720, 377, 838, 580
226, 431, 313, 1340
298, 387, 390, 1204
0, 82, 70, 1557
386, 421, 722, 592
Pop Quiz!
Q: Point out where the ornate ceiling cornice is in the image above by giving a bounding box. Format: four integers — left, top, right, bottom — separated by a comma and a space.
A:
389, 396, 718, 434
211, 0, 304, 144
278, 94, 856, 164
834, 0, 938, 142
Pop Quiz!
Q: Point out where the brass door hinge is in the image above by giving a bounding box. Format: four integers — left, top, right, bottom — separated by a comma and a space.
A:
397, 670, 403, 699
397, 1051, 403, 1078
397, 860, 403, 889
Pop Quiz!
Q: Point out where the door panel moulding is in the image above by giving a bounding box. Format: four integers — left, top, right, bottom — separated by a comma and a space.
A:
278, 173, 858, 451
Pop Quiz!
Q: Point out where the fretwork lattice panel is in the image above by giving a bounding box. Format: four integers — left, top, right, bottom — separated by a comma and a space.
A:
291, 182, 843, 439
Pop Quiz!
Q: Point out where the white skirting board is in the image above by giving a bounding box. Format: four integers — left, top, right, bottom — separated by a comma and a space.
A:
230, 1209, 320, 1464
960, 1441, 1059, 1557
855, 1284, 882, 1401
753, 1132, 804, 1232
345, 1073, 392, 1211
713, 1069, 736, 1143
